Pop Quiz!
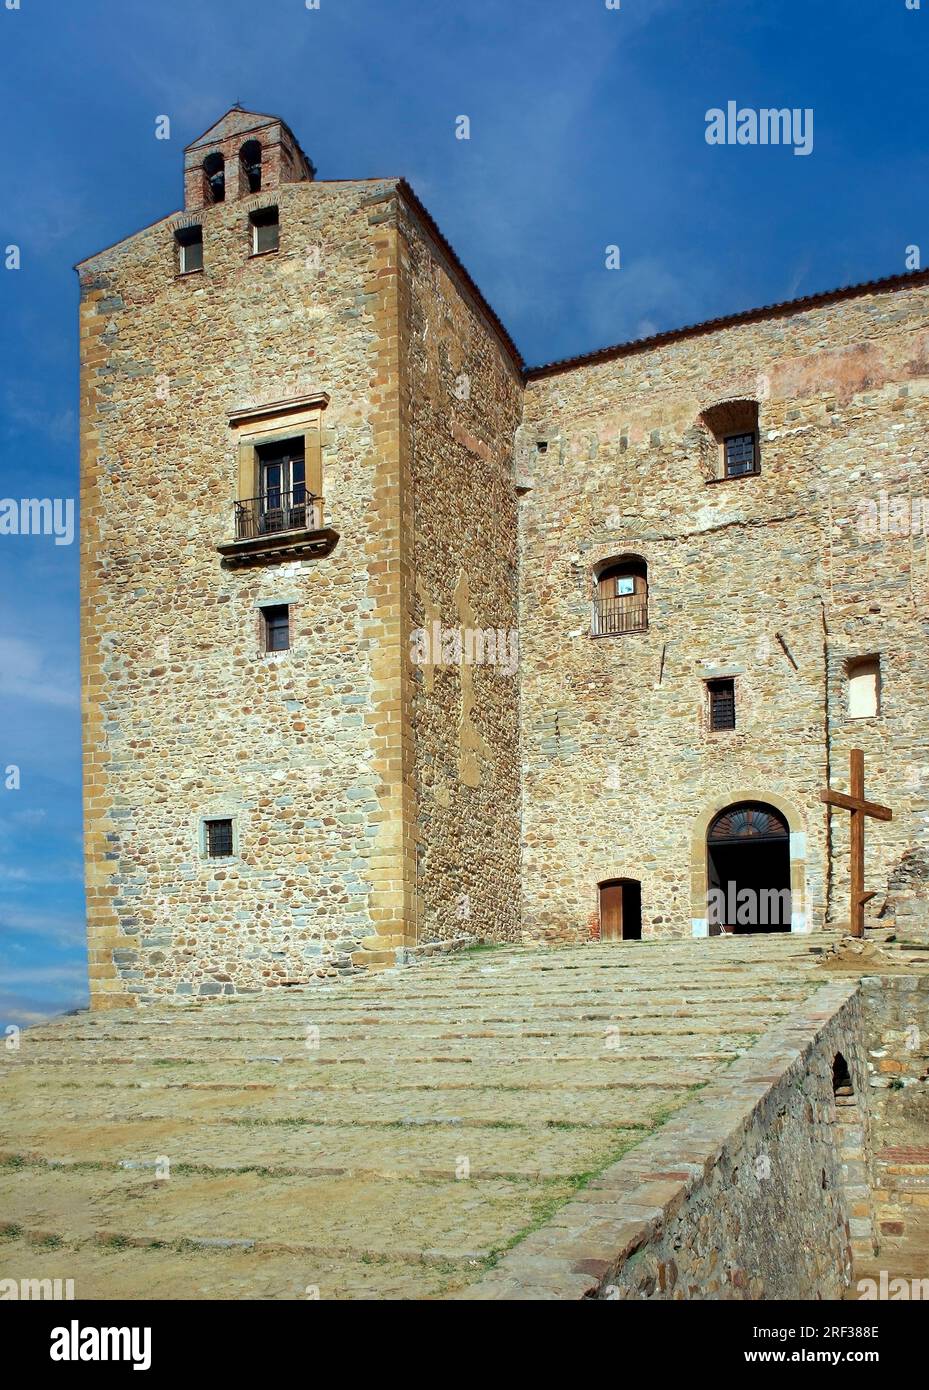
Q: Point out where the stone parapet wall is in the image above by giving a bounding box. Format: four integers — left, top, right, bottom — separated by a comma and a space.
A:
461, 981, 866, 1300
860, 973, 929, 1247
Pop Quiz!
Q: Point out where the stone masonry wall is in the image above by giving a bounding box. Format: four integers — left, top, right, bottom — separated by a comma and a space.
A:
519, 281, 929, 942
79, 176, 411, 1006
397, 192, 524, 943
466, 981, 869, 1300
600, 987, 868, 1299
860, 973, 929, 1250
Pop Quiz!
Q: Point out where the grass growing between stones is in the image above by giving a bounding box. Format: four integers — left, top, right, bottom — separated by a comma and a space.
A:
0, 934, 833, 1298
478, 1126, 661, 1272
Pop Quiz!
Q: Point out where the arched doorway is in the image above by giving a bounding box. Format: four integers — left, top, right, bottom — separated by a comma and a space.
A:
706, 801, 791, 933
599, 879, 642, 940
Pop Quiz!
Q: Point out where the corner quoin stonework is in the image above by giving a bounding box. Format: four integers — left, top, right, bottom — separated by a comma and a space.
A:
78, 106, 929, 1005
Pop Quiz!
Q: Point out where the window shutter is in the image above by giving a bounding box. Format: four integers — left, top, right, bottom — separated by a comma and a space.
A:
305, 423, 322, 505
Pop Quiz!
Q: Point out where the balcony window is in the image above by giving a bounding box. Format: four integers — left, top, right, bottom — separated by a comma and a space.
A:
593, 556, 648, 636
254, 438, 305, 531
220, 396, 337, 568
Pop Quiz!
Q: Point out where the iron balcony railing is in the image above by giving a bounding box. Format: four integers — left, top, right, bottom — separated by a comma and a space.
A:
593, 596, 648, 636
234, 490, 322, 541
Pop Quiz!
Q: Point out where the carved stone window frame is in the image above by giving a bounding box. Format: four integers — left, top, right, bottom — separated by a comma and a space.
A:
230, 394, 328, 523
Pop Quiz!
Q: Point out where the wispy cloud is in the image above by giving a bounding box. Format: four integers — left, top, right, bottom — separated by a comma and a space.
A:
0, 637, 79, 710
0, 388, 77, 447
0, 961, 89, 1027
0, 905, 87, 947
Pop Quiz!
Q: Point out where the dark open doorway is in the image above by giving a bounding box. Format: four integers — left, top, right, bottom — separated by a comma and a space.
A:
599, 879, 642, 941
706, 802, 791, 933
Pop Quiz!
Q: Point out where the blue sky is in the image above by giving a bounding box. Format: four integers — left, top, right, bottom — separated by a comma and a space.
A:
1, 0, 926, 1022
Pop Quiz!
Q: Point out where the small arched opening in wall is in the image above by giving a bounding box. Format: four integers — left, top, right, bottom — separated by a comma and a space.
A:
591, 554, 648, 637
202, 152, 226, 204
690, 790, 807, 937
829, 1050, 876, 1272
833, 1051, 853, 1096
240, 139, 263, 194
697, 398, 761, 482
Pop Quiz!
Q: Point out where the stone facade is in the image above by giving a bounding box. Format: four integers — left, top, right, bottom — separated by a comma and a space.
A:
79, 111, 418, 1006
79, 107, 929, 1005
520, 281, 929, 944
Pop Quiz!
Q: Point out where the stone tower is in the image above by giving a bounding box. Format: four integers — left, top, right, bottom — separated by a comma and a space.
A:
78, 108, 523, 1007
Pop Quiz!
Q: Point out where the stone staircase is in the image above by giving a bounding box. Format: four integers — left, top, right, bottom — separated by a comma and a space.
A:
1, 933, 841, 1300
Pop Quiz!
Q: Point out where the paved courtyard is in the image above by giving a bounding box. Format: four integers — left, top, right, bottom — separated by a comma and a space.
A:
1, 934, 833, 1299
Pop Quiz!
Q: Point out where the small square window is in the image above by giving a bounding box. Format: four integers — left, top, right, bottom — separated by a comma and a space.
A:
708, 678, 736, 731
250, 207, 279, 255
205, 818, 233, 858
175, 225, 203, 274
262, 604, 290, 652
724, 433, 757, 478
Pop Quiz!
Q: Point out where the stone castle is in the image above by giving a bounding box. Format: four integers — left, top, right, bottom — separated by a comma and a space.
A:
78, 107, 929, 1007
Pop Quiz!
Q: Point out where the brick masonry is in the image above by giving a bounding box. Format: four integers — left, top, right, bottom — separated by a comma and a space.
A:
861, 973, 929, 1246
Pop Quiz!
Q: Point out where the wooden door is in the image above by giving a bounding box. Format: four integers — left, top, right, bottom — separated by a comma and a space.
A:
600, 882, 624, 941
597, 571, 647, 634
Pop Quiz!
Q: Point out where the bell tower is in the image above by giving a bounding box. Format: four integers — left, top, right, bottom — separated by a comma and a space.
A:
182, 106, 315, 212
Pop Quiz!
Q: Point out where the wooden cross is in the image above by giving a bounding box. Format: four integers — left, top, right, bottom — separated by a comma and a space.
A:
820, 749, 892, 938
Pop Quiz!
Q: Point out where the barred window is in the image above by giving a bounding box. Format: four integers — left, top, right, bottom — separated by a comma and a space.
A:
708, 678, 736, 731
205, 818, 233, 858
724, 432, 757, 477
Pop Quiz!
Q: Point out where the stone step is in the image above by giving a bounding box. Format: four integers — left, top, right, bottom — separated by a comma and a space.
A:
0, 931, 836, 1299
18, 1000, 806, 1039
0, 1236, 469, 1301
0, 1114, 645, 1180
0, 1165, 573, 1262
0, 1083, 691, 1129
